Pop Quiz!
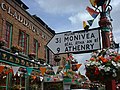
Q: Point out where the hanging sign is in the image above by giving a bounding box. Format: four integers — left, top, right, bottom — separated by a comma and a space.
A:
47, 28, 101, 54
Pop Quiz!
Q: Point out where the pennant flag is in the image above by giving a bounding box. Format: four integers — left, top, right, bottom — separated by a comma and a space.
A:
83, 21, 87, 29
12, 66, 19, 76
65, 63, 70, 70
47, 77, 51, 81
0, 66, 4, 73
32, 76, 36, 80
52, 66, 59, 75
76, 64, 82, 69
26, 67, 33, 75
40, 67, 46, 76
40, 76, 43, 81
89, 0, 97, 7
87, 19, 94, 26
83, 21, 89, 30
18, 71, 23, 76
86, 6, 99, 19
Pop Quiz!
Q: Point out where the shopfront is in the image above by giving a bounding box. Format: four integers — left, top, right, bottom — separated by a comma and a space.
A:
0, 48, 42, 90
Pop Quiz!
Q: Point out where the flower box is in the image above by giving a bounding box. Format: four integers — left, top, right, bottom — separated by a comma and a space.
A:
11, 45, 23, 53
0, 38, 7, 47
28, 53, 36, 59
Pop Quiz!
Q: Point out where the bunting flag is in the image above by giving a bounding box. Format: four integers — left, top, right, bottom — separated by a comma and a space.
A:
87, 19, 94, 26
12, 66, 19, 76
83, 21, 89, 30
52, 66, 59, 75
86, 6, 99, 19
18, 71, 23, 76
89, 0, 97, 7
76, 64, 82, 69
47, 77, 51, 81
69, 54, 74, 60
66, 57, 69, 61
32, 76, 36, 80
83, 21, 87, 29
26, 67, 33, 75
40, 67, 46, 76
0, 66, 4, 73
40, 76, 43, 81
65, 63, 70, 70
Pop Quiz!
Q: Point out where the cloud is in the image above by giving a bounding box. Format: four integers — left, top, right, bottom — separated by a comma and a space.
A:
68, 12, 100, 30
34, 0, 87, 15
111, 0, 120, 8
68, 12, 90, 24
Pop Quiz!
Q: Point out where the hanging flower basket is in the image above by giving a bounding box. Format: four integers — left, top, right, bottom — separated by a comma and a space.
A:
85, 48, 120, 83
11, 45, 23, 53
0, 38, 7, 47
28, 53, 36, 60
54, 55, 61, 62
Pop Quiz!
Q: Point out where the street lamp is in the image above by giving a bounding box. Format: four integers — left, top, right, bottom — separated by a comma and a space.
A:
89, 0, 116, 90
90, 0, 113, 48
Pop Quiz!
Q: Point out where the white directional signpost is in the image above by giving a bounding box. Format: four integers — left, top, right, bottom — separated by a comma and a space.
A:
47, 28, 102, 54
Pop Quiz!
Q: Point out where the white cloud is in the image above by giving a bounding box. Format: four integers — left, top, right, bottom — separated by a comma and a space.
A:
68, 12, 100, 30
34, 0, 87, 14
111, 0, 120, 8
68, 12, 90, 25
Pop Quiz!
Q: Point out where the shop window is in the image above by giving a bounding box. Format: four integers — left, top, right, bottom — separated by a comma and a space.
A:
19, 30, 29, 55
33, 39, 38, 58
5, 21, 12, 48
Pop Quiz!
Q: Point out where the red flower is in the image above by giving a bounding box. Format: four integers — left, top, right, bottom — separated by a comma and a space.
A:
94, 67, 99, 75
90, 57, 95, 61
114, 55, 120, 62
99, 56, 108, 63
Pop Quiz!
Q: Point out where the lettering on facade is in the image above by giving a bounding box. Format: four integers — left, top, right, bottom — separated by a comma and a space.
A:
0, 2, 40, 35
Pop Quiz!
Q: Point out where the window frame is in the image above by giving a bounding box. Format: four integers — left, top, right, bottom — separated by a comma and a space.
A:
18, 30, 29, 55
5, 21, 12, 48
33, 38, 38, 58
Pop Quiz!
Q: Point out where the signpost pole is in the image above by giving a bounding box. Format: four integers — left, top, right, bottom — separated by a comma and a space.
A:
98, 0, 116, 90
98, 1, 111, 48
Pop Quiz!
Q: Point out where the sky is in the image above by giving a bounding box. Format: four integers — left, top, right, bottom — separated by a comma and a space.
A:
22, 0, 120, 75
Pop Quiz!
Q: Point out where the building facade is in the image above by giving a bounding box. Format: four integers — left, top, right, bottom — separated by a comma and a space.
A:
0, 0, 57, 89
0, 0, 55, 61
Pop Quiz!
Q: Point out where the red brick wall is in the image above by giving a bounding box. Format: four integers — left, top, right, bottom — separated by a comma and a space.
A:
0, 0, 54, 61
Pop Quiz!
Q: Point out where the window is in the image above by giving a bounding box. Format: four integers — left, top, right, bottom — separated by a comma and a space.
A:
5, 22, 12, 48
19, 30, 29, 55
33, 39, 38, 58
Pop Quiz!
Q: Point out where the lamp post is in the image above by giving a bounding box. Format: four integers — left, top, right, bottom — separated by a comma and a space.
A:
90, 0, 116, 90
90, 0, 113, 48
98, 0, 112, 48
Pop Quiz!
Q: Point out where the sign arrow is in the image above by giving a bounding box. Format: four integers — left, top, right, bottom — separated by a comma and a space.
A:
47, 28, 101, 54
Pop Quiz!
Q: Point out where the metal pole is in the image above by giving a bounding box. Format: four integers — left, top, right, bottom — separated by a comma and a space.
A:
98, 0, 112, 48
41, 77, 44, 90
98, 0, 116, 90
20, 75, 22, 90
6, 74, 8, 90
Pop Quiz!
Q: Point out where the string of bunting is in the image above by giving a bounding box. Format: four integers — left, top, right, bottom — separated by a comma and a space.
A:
83, 6, 99, 30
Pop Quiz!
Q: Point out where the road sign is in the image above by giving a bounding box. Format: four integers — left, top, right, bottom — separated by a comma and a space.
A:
47, 28, 101, 54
